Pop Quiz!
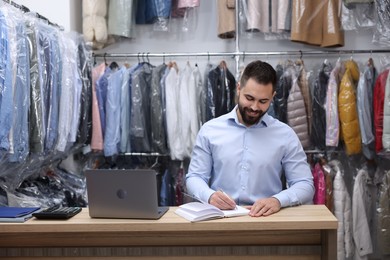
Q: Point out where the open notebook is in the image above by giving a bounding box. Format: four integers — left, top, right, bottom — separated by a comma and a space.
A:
175, 202, 249, 222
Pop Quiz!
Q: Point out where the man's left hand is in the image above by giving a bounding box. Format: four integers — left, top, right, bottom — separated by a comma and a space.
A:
246, 197, 281, 217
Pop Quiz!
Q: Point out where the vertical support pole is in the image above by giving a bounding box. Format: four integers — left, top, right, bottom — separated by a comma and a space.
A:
235, 0, 241, 81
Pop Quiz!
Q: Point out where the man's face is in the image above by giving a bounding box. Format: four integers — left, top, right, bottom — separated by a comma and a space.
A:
236, 78, 275, 126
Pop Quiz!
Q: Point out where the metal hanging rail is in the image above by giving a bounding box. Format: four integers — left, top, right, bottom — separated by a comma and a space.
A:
92, 49, 390, 59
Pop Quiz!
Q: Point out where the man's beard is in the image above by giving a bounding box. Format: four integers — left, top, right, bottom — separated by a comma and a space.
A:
238, 102, 267, 126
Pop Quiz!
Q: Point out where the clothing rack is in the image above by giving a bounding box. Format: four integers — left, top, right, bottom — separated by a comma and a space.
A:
2, 0, 63, 30
93, 49, 390, 59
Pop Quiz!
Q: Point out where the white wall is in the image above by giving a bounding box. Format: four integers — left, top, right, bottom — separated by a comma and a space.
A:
13, 0, 82, 32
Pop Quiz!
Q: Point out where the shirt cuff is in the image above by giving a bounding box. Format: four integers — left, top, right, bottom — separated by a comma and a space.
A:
201, 188, 216, 204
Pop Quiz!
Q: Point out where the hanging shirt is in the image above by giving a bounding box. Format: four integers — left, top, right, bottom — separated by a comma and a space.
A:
165, 64, 183, 160
68, 36, 83, 144
26, 18, 45, 154
178, 63, 193, 158
91, 63, 106, 151
56, 35, 75, 152
9, 20, 30, 162
188, 65, 203, 153
104, 67, 124, 157
119, 64, 135, 153
0, 11, 14, 153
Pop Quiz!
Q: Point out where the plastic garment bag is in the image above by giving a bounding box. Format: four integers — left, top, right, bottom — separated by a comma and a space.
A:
338, 60, 362, 155
150, 64, 169, 154
357, 60, 376, 147
216, 0, 235, 39
325, 59, 344, 147
382, 69, 390, 151
373, 0, 390, 46
273, 63, 290, 124
286, 64, 311, 149
291, 0, 344, 47
311, 60, 332, 150
373, 69, 389, 153
75, 34, 93, 146
108, 0, 136, 38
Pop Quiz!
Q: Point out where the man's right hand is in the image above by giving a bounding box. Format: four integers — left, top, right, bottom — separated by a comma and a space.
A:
209, 190, 237, 210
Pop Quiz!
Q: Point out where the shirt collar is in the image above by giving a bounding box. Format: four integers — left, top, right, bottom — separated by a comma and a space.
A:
228, 105, 270, 128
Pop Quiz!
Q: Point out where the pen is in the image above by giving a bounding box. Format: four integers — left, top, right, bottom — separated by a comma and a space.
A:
219, 189, 238, 210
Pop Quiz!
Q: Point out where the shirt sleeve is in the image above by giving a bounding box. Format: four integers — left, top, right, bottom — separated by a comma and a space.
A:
272, 130, 315, 207
185, 126, 216, 203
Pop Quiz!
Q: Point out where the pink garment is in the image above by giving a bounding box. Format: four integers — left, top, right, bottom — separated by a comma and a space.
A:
178, 0, 199, 8
90, 63, 106, 151
312, 162, 326, 204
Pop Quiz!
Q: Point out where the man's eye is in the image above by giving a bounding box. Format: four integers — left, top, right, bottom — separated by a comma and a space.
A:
259, 100, 268, 104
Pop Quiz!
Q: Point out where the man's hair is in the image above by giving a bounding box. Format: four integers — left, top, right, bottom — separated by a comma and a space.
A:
240, 60, 277, 92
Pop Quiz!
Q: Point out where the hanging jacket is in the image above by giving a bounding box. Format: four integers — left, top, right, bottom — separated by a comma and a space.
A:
130, 62, 154, 152
357, 59, 377, 159
206, 61, 236, 121
296, 59, 313, 136
76, 38, 93, 146
329, 160, 354, 260
151, 63, 168, 154
273, 63, 291, 123
373, 69, 389, 153
311, 61, 332, 150
373, 0, 390, 46
352, 168, 374, 259
338, 60, 361, 155
312, 162, 326, 204
291, 0, 344, 47
325, 59, 344, 147
382, 69, 390, 151
217, 0, 235, 39
378, 170, 390, 255
286, 67, 310, 149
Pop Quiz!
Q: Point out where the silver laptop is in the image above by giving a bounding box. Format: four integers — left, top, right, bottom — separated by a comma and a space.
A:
85, 169, 169, 219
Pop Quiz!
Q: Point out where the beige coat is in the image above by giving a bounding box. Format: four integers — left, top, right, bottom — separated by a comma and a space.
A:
291, 0, 344, 47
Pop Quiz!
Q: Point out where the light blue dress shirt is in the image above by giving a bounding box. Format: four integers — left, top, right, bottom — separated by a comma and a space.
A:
0, 12, 14, 153
104, 67, 124, 156
186, 106, 315, 208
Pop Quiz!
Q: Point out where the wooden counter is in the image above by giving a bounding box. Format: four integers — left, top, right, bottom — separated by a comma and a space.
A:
0, 205, 337, 259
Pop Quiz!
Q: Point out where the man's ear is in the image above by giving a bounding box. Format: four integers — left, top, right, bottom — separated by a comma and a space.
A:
237, 82, 241, 92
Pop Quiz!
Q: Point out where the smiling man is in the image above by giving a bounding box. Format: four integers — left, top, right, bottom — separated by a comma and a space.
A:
186, 60, 314, 217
